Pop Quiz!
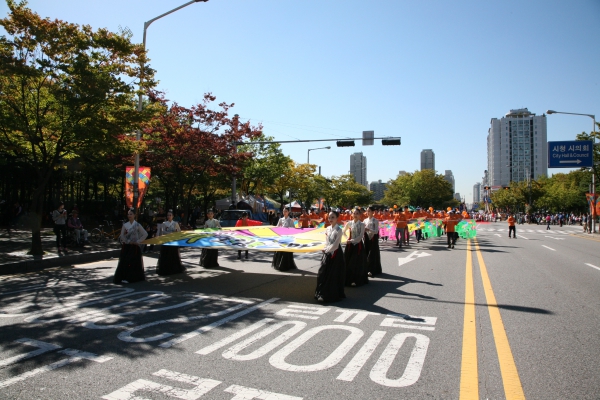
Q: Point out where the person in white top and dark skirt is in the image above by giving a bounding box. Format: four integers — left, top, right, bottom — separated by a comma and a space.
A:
343, 208, 369, 287
363, 206, 382, 277
272, 207, 297, 271
200, 209, 221, 268
314, 211, 346, 302
114, 209, 148, 284
156, 210, 185, 275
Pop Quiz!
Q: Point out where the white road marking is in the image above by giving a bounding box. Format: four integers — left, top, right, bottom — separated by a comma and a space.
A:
518, 235, 529, 240
224, 384, 303, 400
0, 338, 61, 367
222, 320, 307, 361
398, 251, 431, 266
370, 333, 430, 388
585, 263, 600, 272
542, 245, 556, 251
545, 236, 564, 240
196, 318, 273, 355
269, 325, 363, 372
159, 298, 279, 348
275, 305, 330, 320
494, 234, 501, 237
334, 309, 378, 324
337, 330, 387, 382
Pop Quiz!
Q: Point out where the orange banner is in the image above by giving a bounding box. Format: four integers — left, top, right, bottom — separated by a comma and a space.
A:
585, 193, 599, 216
125, 166, 151, 209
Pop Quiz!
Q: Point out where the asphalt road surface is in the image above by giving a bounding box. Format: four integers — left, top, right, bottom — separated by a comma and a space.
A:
0, 222, 598, 399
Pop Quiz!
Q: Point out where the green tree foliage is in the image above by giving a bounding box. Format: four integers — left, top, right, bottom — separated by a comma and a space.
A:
0, 1, 155, 254
238, 135, 291, 196
382, 170, 454, 209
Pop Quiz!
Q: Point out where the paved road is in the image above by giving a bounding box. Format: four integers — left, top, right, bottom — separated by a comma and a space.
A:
0, 222, 598, 399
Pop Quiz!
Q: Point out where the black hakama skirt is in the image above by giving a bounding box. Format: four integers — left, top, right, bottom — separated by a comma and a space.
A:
344, 241, 369, 287
314, 246, 346, 302
272, 251, 297, 271
156, 245, 185, 276
364, 233, 382, 276
200, 249, 220, 268
113, 244, 145, 284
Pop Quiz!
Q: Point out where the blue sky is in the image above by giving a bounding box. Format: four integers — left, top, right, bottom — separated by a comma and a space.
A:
3, 0, 599, 202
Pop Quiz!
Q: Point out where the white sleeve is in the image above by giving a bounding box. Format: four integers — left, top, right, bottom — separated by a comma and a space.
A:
119, 225, 127, 243
352, 223, 365, 244
174, 222, 181, 232
276, 218, 283, 227
324, 228, 342, 254
137, 223, 148, 243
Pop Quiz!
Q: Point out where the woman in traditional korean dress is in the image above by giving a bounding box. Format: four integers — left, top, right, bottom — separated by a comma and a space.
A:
364, 206, 382, 277
343, 208, 369, 287
315, 211, 346, 302
272, 207, 297, 271
156, 210, 185, 276
200, 209, 221, 268
114, 209, 148, 284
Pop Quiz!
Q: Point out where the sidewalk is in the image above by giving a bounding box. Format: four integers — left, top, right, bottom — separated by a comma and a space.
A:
0, 228, 121, 275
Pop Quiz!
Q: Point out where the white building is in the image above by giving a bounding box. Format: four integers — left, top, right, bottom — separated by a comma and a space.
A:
420, 149, 435, 171
473, 183, 481, 203
370, 180, 387, 201
444, 170, 455, 192
487, 108, 547, 187
350, 152, 367, 187
454, 193, 462, 202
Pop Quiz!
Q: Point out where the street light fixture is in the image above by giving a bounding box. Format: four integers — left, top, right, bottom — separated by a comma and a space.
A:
546, 109, 597, 232
133, 0, 208, 213
307, 146, 331, 164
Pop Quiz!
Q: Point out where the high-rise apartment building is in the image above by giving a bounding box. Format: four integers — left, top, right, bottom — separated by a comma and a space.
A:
473, 183, 481, 204
350, 152, 367, 187
370, 180, 387, 201
444, 170, 455, 192
420, 149, 435, 171
487, 108, 547, 187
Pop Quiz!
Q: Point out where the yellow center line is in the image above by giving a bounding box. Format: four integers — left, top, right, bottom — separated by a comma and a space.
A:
459, 239, 478, 399
474, 238, 525, 400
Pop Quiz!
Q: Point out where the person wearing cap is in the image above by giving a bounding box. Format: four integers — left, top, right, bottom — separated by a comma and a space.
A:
507, 214, 517, 238
444, 211, 458, 249
200, 209, 222, 268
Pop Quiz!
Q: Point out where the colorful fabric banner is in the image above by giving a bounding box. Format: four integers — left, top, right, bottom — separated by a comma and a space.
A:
125, 166, 151, 209
143, 226, 348, 253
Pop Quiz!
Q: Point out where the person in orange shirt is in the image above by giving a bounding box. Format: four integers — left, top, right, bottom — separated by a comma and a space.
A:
394, 210, 408, 247
235, 212, 262, 259
507, 214, 516, 238
298, 209, 311, 228
444, 211, 459, 249
412, 207, 426, 243
402, 206, 413, 245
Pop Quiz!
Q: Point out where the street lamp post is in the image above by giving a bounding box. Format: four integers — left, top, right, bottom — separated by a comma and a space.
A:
133, 0, 207, 213
307, 146, 331, 164
546, 110, 597, 232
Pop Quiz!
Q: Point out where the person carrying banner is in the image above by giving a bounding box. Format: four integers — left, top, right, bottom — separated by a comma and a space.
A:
272, 207, 298, 271
343, 208, 369, 287
364, 206, 382, 277
156, 210, 185, 275
114, 209, 148, 284
235, 212, 262, 259
200, 209, 222, 268
315, 211, 346, 302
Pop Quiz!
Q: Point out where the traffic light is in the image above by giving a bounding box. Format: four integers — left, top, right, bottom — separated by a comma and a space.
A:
336, 140, 355, 147
382, 138, 401, 146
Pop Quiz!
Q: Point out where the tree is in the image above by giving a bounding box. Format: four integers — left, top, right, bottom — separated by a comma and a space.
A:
0, 1, 154, 254
269, 160, 294, 210
238, 135, 291, 196
576, 123, 600, 184
382, 170, 453, 209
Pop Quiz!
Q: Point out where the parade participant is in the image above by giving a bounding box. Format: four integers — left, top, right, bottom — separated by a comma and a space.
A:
298, 209, 311, 228
114, 209, 148, 284
314, 211, 346, 302
343, 208, 369, 287
156, 210, 185, 275
364, 206, 382, 277
394, 209, 408, 247
403, 206, 412, 245
272, 207, 297, 271
67, 210, 88, 246
200, 209, 221, 268
412, 207, 425, 243
508, 214, 517, 238
52, 202, 68, 252
443, 211, 458, 249
235, 212, 261, 259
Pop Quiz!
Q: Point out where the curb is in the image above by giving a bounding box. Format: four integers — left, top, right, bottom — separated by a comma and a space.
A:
0, 249, 121, 276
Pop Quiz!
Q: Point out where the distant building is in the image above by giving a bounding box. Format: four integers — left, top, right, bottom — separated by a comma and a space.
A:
420, 149, 435, 171
444, 170, 455, 192
487, 108, 548, 187
398, 170, 408, 176
454, 193, 462, 201
473, 183, 481, 204
350, 152, 367, 187
370, 180, 387, 201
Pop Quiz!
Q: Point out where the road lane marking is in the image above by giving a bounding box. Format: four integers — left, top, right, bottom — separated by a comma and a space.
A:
459, 239, 478, 400
542, 245, 556, 251
474, 239, 525, 400
585, 263, 600, 272
337, 330, 387, 381
518, 235, 529, 240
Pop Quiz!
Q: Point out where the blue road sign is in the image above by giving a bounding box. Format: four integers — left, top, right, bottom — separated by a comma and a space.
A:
548, 140, 594, 168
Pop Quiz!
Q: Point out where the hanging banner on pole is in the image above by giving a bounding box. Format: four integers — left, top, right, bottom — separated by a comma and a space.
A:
585, 193, 599, 216
125, 166, 151, 209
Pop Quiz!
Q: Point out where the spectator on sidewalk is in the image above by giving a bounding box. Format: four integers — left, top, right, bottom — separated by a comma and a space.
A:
52, 202, 68, 252
67, 210, 88, 245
